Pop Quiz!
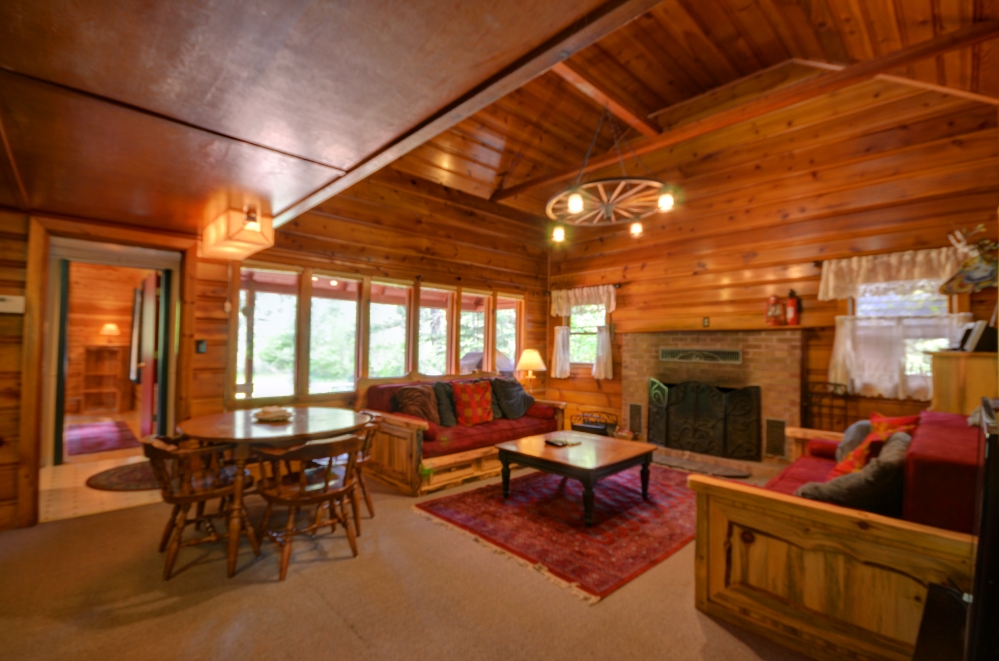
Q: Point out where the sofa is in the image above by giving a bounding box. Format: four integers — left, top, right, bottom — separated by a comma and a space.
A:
355, 372, 565, 496
688, 410, 981, 661
766, 410, 981, 534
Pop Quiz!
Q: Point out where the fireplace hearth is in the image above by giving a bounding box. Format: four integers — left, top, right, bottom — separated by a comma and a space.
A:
648, 379, 761, 461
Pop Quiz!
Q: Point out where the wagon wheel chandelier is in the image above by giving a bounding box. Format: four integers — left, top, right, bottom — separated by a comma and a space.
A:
546, 107, 678, 242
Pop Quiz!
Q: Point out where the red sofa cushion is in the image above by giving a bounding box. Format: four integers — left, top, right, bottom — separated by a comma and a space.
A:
526, 403, 556, 419
423, 415, 558, 458
452, 380, 494, 426
765, 456, 835, 495
904, 410, 981, 533
806, 439, 839, 459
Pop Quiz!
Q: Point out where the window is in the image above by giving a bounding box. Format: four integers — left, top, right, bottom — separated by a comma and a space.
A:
459, 293, 488, 374
309, 276, 359, 393
418, 288, 451, 375
496, 296, 520, 376
569, 303, 605, 364
369, 282, 410, 378
830, 279, 969, 400
236, 268, 299, 399
856, 280, 952, 378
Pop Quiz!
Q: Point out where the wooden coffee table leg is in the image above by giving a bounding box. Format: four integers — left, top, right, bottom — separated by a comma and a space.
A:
641, 454, 651, 500
500, 452, 511, 498
583, 477, 595, 527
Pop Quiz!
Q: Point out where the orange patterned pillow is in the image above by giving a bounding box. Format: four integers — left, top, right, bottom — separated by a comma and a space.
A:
829, 412, 917, 477
451, 380, 494, 426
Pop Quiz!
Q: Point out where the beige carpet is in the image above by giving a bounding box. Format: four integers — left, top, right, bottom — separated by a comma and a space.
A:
0, 472, 808, 661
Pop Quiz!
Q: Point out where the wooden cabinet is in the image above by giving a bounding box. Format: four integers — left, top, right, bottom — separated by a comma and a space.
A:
929, 351, 998, 415
82, 346, 132, 413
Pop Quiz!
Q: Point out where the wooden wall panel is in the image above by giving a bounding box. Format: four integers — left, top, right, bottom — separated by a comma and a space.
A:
189, 259, 230, 418
547, 85, 999, 429
63, 263, 151, 413
0, 210, 27, 530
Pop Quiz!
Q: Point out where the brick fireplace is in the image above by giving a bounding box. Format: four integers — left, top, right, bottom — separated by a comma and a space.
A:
621, 330, 803, 455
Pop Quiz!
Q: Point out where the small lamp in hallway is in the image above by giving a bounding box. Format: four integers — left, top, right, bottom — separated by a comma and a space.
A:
99, 322, 120, 345
516, 349, 546, 394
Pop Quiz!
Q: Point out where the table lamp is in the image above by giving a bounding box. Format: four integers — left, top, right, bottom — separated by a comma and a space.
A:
99, 322, 121, 345
516, 349, 546, 394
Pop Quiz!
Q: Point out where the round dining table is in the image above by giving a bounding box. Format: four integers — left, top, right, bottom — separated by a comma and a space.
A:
176, 406, 371, 577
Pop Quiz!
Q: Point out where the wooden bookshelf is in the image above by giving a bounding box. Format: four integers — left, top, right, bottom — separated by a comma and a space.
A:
82, 346, 132, 413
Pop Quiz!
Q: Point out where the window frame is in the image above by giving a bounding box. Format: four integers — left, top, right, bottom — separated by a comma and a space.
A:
226, 263, 527, 408
566, 303, 607, 366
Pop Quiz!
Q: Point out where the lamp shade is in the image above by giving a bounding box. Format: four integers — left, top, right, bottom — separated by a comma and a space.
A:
199, 207, 274, 259
99, 322, 121, 336
516, 349, 546, 372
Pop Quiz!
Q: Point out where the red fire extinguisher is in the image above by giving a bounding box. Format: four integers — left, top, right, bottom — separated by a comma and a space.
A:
786, 289, 801, 326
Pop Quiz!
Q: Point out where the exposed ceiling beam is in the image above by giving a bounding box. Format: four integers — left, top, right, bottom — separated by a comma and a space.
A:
271, 0, 666, 228
550, 61, 660, 137
492, 20, 999, 201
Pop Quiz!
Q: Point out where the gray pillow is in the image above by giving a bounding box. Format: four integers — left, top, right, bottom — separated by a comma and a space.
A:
836, 420, 873, 463
795, 432, 912, 517
432, 381, 457, 427
491, 377, 535, 420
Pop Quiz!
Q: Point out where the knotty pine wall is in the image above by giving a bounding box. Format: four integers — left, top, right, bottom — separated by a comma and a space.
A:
255, 167, 551, 396
546, 80, 999, 430
64, 263, 152, 413
0, 211, 26, 529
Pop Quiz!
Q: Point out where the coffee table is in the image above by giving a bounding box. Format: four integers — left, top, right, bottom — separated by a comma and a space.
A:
495, 431, 658, 526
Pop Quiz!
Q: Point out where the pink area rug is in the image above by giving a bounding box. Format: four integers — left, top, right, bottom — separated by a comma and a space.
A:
415, 465, 695, 601
65, 421, 141, 456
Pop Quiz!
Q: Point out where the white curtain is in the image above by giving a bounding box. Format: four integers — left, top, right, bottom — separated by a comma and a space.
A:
551, 285, 616, 317
818, 248, 962, 301
828, 313, 970, 400
552, 326, 571, 379
592, 326, 613, 380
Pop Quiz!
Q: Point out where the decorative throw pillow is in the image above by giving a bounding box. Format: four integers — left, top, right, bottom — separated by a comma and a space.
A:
451, 380, 494, 426
836, 420, 873, 463
473, 379, 504, 419
796, 432, 912, 516
491, 377, 535, 419
829, 412, 917, 477
392, 385, 440, 425
432, 381, 457, 427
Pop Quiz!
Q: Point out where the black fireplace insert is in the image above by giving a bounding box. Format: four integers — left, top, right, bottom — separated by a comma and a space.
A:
648, 379, 761, 461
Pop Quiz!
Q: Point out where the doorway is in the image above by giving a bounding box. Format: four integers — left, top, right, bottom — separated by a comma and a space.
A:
39, 238, 181, 522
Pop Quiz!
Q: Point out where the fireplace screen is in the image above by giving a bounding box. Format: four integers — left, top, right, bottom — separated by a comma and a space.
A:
648, 379, 761, 461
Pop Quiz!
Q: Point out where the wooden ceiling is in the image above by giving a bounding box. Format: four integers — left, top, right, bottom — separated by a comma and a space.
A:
389, 0, 999, 215
0, 0, 658, 231
0, 0, 997, 239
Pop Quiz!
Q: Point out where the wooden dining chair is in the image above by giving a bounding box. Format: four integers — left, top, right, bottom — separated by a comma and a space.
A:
142, 436, 261, 580
308, 420, 379, 534
253, 434, 363, 581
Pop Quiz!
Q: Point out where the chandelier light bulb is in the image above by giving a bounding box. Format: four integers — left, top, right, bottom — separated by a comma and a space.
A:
311, 276, 318, 281
658, 191, 675, 212
552, 225, 566, 242
567, 192, 584, 214
629, 221, 643, 237
330, 279, 339, 286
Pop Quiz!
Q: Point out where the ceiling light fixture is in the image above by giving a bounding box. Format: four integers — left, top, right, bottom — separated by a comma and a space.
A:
199, 206, 274, 260
329, 279, 339, 286
629, 221, 643, 238
545, 108, 678, 237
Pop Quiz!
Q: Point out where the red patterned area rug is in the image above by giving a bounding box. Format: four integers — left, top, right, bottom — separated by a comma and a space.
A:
415, 465, 695, 602
65, 421, 141, 455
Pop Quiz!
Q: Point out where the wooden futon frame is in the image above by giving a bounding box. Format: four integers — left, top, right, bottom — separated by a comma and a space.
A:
688, 427, 976, 661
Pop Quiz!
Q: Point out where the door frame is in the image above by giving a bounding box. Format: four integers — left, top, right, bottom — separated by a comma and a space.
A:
20, 216, 198, 527
41, 239, 183, 468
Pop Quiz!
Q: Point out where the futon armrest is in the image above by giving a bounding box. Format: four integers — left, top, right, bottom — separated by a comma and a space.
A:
533, 399, 566, 409
785, 426, 843, 461
361, 410, 429, 432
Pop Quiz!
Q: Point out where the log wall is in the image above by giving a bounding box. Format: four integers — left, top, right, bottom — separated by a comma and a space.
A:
547, 81, 999, 430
